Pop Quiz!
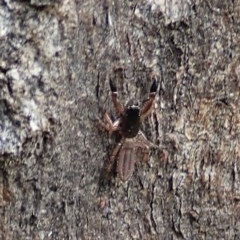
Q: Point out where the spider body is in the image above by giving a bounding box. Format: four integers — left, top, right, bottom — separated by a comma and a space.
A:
99, 78, 158, 181
119, 101, 141, 138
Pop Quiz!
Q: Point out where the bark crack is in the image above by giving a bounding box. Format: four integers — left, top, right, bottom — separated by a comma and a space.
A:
150, 183, 157, 234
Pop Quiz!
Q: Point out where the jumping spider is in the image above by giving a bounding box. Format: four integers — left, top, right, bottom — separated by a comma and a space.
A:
98, 79, 158, 181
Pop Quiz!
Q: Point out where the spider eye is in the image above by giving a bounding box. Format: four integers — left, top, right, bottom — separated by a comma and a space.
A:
126, 99, 140, 110
127, 104, 139, 110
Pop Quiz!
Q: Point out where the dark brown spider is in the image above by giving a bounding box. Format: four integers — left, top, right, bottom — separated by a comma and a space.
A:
98, 79, 158, 181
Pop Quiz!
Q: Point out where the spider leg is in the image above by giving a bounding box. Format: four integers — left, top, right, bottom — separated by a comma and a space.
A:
134, 131, 160, 162
135, 142, 150, 163
140, 79, 158, 121
131, 132, 150, 162
97, 112, 120, 134
109, 79, 124, 115
137, 130, 161, 149
105, 141, 123, 174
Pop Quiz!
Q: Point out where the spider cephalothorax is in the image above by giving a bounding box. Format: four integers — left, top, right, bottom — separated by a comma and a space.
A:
120, 99, 141, 138
99, 79, 158, 181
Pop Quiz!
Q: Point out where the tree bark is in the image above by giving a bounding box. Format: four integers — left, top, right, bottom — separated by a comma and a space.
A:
0, 0, 240, 239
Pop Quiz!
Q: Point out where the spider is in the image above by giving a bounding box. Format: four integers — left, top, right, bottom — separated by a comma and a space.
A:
98, 78, 158, 181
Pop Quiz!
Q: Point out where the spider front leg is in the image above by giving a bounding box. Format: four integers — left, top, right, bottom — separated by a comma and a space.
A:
109, 79, 124, 115
97, 111, 120, 134
140, 79, 158, 121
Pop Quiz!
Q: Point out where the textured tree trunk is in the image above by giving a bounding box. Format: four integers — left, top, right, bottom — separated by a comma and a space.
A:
0, 0, 240, 239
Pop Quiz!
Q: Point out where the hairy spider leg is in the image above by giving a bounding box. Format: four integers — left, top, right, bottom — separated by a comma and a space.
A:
140, 80, 158, 121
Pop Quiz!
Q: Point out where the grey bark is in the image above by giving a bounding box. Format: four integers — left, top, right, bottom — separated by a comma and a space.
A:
0, 0, 240, 239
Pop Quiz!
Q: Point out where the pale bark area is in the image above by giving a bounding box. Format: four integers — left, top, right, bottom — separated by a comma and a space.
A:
0, 0, 240, 239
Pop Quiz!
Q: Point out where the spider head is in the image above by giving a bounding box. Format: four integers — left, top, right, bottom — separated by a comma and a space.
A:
125, 99, 140, 118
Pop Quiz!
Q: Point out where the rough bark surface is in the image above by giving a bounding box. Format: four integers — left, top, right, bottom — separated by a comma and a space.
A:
0, 0, 240, 239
